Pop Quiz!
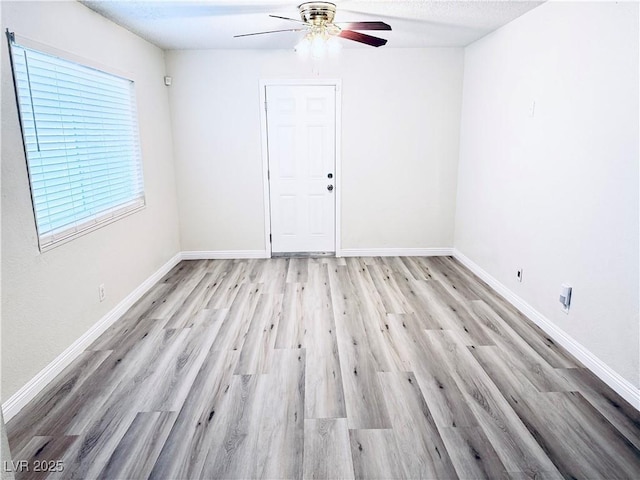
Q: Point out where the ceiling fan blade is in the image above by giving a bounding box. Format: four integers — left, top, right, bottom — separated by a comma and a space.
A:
269, 14, 308, 25
338, 30, 388, 47
334, 21, 391, 31
234, 28, 307, 38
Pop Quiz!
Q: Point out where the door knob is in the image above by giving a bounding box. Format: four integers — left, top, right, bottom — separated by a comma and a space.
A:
327, 184, 334, 191
327, 173, 333, 179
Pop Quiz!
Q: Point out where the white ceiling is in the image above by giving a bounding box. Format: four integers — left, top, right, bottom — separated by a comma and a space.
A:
80, 0, 545, 50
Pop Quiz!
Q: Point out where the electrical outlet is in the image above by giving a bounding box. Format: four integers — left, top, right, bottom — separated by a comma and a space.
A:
516, 269, 523, 283
559, 284, 572, 313
98, 284, 106, 302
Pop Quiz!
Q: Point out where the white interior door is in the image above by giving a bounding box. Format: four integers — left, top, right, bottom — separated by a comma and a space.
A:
266, 85, 336, 254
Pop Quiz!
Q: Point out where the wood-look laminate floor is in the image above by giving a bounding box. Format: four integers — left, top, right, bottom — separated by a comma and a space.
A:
6, 256, 640, 479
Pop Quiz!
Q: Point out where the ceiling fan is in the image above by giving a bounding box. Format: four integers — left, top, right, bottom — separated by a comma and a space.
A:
234, 2, 392, 48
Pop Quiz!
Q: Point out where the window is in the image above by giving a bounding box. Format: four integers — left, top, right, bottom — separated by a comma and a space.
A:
8, 33, 145, 251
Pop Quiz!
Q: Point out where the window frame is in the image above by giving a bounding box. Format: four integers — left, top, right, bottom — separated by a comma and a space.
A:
6, 31, 146, 252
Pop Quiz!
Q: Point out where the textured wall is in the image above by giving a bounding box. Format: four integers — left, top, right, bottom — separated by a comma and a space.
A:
166, 48, 464, 252
1, 1, 181, 401
455, 1, 639, 387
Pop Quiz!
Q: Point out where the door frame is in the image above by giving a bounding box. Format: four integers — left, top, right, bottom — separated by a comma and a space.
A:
259, 79, 342, 257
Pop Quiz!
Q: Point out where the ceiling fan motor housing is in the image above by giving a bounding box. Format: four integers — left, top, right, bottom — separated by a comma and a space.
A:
233, 2, 388, 48
298, 2, 337, 25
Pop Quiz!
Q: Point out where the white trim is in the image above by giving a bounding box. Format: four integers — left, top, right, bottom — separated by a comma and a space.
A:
181, 250, 269, 260
9, 246, 637, 425
259, 83, 272, 257
334, 82, 342, 256
10, 32, 136, 81
2, 252, 182, 421
39, 203, 145, 253
339, 248, 454, 257
259, 79, 342, 257
453, 248, 640, 411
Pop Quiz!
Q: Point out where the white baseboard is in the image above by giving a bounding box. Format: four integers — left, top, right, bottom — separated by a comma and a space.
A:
186, 249, 454, 259
339, 247, 454, 257
453, 249, 640, 410
8, 246, 637, 422
181, 250, 269, 260
2, 252, 183, 422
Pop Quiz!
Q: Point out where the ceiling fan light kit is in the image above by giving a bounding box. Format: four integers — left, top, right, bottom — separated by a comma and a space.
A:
234, 1, 391, 55
295, 32, 341, 59
295, 3, 342, 58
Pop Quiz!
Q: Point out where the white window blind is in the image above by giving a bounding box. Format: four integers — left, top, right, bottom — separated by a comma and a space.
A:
9, 35, 145, 251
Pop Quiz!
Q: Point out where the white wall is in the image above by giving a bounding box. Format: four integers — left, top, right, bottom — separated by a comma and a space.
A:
1, 1, 180, 401
455, 1, 639, 388
166, 48, 464, 253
